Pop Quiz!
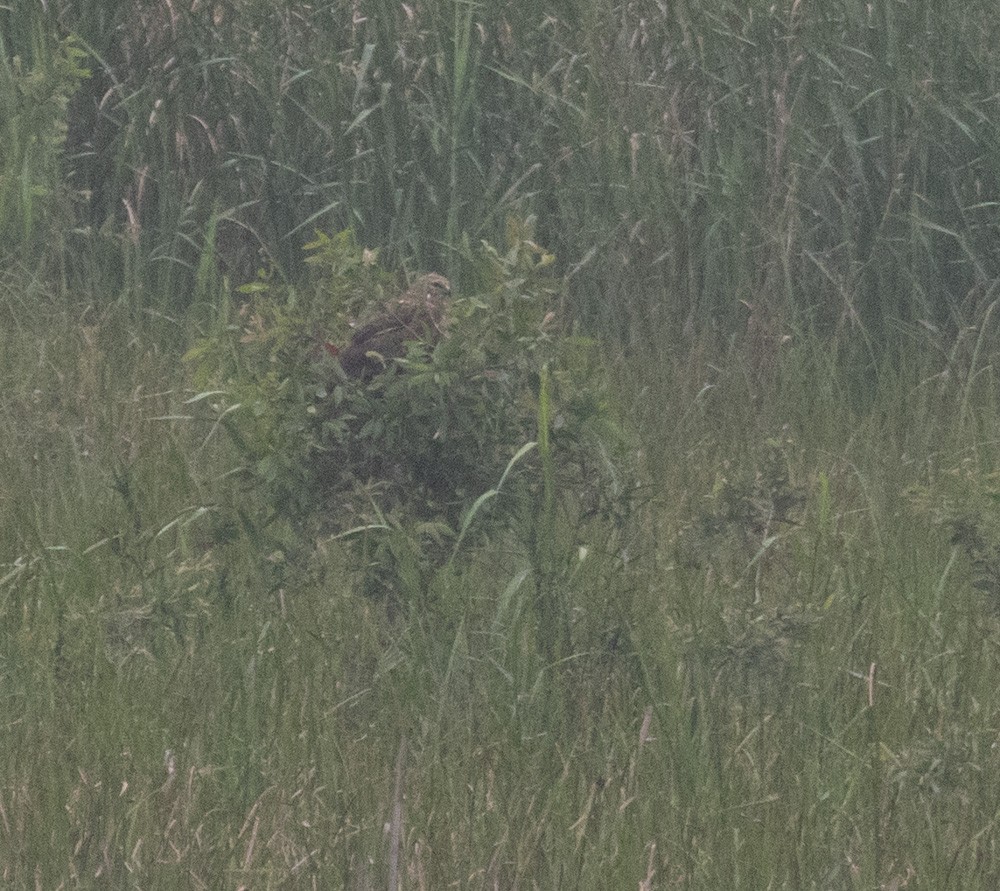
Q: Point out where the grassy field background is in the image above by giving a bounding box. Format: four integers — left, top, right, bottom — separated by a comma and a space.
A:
4, 2, 1000, 888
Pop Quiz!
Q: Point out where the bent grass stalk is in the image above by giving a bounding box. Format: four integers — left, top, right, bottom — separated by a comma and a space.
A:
535, 362, 568, 665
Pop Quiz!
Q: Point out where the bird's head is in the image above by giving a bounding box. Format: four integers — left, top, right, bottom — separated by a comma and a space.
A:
413, 273, 451, 302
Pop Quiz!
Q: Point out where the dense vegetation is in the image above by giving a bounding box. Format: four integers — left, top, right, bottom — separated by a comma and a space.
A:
3, 1, 1000, 887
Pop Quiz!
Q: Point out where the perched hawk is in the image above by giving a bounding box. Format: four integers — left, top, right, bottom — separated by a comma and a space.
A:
330, 273, 452, 381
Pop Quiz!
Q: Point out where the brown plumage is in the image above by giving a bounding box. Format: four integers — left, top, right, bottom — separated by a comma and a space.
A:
336, 273, 451, 381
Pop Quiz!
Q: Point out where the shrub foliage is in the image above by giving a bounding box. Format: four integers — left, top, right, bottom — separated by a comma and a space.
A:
186, 224, 626, 555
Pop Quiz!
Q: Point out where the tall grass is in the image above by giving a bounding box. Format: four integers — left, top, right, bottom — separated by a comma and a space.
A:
4, 0, 1000, 887
3, 269, 1000, 885
3, 1, 998, 341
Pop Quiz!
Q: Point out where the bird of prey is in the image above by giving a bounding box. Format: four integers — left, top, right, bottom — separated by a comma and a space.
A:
329, 273, 452, 381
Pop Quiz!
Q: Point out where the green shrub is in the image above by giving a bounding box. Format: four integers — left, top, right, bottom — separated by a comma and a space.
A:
0, 32, 88, 256
186, 224, 628, 561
